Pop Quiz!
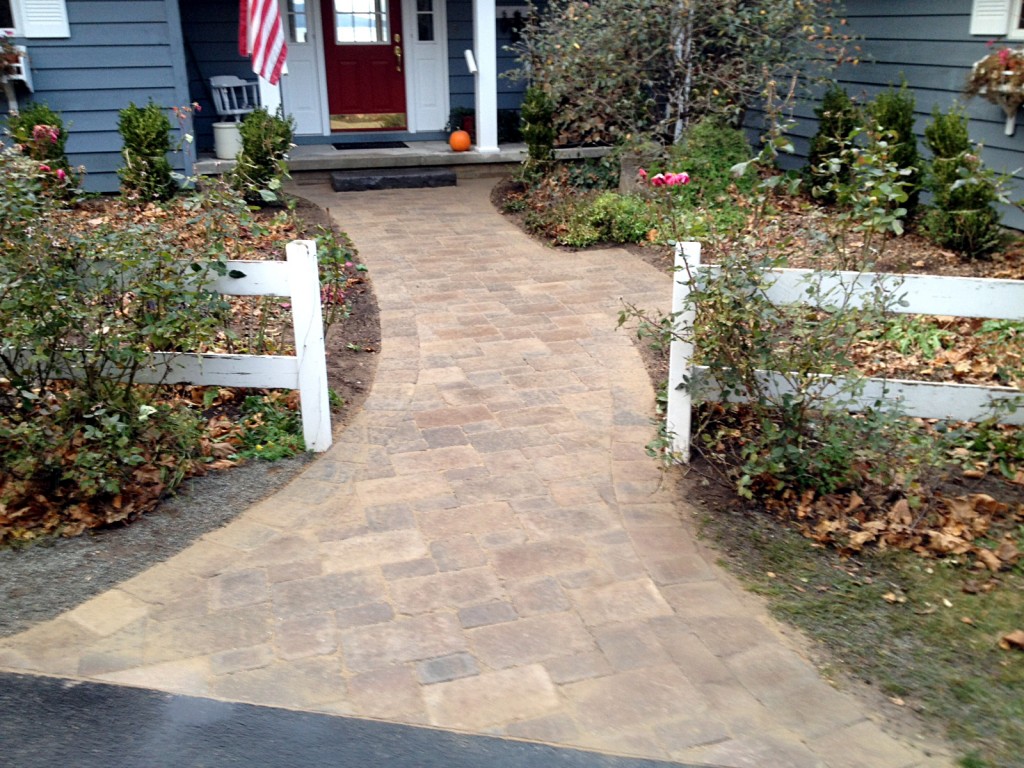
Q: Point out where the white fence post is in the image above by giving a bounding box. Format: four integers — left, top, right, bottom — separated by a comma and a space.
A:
667, 241, 700, 462
287, 240, 332, 452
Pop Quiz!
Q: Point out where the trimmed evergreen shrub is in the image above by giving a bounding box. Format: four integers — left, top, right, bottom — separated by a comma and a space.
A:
922, 103, 1002, 259
806, 85, 860, 202
118, 100, 177, 202
520, 86, 556, 168
228, 107, 294, 204
869, 81, 922, 213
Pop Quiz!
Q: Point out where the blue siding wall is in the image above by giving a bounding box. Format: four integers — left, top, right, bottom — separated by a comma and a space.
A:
2, 0, 192, 193
763, 0, 1024, 228
446, 0, 528, 124
180, 0, 253, 153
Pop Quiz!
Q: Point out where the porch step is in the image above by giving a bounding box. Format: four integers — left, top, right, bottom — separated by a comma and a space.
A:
330, 167, 457, 192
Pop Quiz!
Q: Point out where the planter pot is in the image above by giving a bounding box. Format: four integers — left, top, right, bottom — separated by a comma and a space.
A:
213, 121, 242, 160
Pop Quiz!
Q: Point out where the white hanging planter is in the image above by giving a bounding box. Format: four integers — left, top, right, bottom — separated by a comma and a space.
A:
967, 53, 1024, 136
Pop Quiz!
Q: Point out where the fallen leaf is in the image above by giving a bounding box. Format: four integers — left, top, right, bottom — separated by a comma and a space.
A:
976, 548, 1002, 572
998, 630, 1024, 651
996, 539, 1020, 565
889, 498, 912, 526
845, 491, 864, 513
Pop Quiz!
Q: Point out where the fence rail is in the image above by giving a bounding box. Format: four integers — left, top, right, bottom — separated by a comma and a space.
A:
667, 242, 1024, 460
92, 240, 331, 452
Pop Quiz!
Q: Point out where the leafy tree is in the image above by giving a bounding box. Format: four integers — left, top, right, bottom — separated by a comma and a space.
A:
512, 0, 853, 146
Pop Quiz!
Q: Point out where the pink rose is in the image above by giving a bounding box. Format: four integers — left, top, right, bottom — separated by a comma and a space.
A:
637, 168, 648, 180
38, 164, 50, 172
650, 173, 666, 187
56, 168, 67, 181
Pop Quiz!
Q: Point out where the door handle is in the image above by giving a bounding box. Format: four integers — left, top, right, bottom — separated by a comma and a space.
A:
394, 44, 402, 72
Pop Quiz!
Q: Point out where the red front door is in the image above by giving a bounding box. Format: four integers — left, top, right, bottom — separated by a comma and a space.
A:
320, 0, 407, 131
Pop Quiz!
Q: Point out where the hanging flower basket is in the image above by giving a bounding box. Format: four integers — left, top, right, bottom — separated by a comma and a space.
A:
965, 47, 1024, 136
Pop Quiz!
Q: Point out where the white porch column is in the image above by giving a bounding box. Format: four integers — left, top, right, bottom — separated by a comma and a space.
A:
472, 0, 499, 153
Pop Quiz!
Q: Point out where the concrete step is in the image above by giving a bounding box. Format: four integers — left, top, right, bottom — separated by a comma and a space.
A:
330, 166, 457, 192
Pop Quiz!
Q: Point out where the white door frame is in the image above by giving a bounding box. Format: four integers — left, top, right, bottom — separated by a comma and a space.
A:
289, 0, 449, 135
400, 0, 450, 133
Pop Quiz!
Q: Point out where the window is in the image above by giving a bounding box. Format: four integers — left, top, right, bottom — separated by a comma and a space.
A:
416, 0, 434, 42
971, 0, 1024, 38
286, 0, 307, 43
332, 0, 389, 44
0, 1, 15, 34
1, 0, 69, 38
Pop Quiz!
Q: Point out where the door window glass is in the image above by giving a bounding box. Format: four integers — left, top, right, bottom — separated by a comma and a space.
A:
287, 0, 307, 43
416, 0, 433, 42
333, 0, 389, 44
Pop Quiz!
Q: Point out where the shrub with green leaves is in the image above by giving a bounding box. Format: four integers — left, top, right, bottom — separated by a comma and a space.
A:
868, 81, 922, 213
0, 145, 230, 542
5, 102, 68, 163
118, 100, 177, 202
621, 250, 945, 500
520, 86, 556, 181
922, 103, 1003, 259
229, 107, 294, 204
669, 117, 755, 203
4, 101, 78, 193
806, 85, 860, 202
514, 0, 851, 145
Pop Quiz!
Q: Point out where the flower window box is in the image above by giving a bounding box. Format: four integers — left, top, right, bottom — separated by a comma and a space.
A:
966, 47, 1024, 135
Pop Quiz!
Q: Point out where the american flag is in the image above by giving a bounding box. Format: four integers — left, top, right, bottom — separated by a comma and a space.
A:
239, 0, 288, 85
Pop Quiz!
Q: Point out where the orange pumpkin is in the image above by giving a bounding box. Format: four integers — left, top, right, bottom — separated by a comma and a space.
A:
449, 129, 472, 152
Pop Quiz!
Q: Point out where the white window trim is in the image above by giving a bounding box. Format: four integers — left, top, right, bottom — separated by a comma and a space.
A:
1008, 0, 1024, 39
2, 0, 69, 39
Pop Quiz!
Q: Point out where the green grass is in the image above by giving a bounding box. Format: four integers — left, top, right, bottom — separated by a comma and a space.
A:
698, 501, 1024, 768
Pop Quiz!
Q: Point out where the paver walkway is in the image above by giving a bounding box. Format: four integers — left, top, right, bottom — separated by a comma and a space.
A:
0, 178, 951, 767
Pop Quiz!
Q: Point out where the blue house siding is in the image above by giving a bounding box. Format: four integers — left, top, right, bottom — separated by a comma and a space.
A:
765, 0, 1024, 229
2, 0, 192, 193
446, 0, 528, 128
179, 0, 253, 154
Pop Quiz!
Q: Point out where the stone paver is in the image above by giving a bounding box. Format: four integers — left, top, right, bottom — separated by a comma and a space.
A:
0, 179, 953, 767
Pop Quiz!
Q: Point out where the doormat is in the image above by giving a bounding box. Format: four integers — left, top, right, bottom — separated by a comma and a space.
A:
332, 141, 408, 150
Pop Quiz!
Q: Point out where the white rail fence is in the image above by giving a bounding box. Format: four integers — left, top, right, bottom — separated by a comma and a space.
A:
129, 239, 331, 452
668, 241, 1024, 461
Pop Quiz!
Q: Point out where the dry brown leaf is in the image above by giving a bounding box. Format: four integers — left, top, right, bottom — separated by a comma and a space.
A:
998, 630, 1024, 651
975, 548, 1002, 572
972, 494, 1009, 518
848, 530, 877, 549
845, 491, 864, 513
889, 498, 912, 526
927, 530, 972, 555
996, 539, 1021, 565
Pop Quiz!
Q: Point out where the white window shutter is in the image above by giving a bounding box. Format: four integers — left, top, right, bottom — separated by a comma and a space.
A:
971, 0, 1012, 35
20, 0, 69, 38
